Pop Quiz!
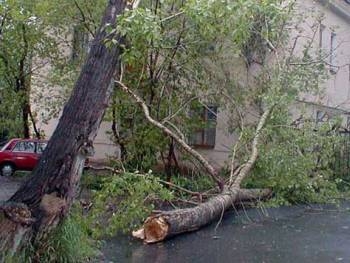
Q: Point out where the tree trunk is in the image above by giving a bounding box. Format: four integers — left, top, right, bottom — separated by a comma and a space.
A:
22, 103, 30, 138
133, 188, 272, 243
19, 22, 31, 139
111, 96, 128, 161
0, 0, 126, 257
165, 139, 175, 182
28, 106, 41, 139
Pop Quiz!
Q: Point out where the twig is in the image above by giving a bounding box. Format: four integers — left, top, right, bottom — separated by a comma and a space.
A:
160, 11, 185, 23
73, 0, 96, 37
214, 200, 225, 233
174, 198, 199, 206
158, 179, 203, 199
85, 165, 122, 174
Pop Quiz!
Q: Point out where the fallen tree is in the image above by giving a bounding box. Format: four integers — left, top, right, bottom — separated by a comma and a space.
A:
0, 0, 127, 257
117, 81, 274, 243
132, 188, 272, 243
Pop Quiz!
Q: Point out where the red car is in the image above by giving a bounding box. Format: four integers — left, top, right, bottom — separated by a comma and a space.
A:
0, 138, 47, 176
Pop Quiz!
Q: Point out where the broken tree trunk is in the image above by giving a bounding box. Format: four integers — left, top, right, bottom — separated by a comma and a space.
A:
0, 0, 126, 257
133, 188, 272, 243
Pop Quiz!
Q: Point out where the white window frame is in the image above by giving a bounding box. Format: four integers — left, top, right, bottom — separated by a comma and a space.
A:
330, 31, 337, 73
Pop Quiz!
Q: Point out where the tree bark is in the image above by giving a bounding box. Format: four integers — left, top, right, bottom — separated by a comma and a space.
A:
22, 103, 30, 139
133, 188, 272, 243
0, 0, 126, 257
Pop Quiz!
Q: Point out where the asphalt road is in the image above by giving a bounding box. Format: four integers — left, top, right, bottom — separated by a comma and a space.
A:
102, 202, 350, 263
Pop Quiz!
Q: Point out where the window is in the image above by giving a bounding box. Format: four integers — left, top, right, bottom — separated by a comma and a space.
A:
316, 110, 329, 124
13, 141, 35, 153
37, 142, 47, 154
189, 106, 217, 148
330, 32, 337, 73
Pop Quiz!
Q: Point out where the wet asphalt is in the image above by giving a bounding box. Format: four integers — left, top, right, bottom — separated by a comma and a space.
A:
101, 203, 350, 263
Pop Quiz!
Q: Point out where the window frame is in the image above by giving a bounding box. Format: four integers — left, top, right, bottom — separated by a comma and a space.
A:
319, 24, 325, 48
330, 31, 337, 74
37, 142, 47, 154
189, 105, 218, 149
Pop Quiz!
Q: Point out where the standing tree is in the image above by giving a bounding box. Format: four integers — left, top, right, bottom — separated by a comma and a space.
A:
0, 0, 127, 257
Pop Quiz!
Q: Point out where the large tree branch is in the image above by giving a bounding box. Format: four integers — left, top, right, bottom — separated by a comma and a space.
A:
116, 81, 224, 190
231, 106, 274, 188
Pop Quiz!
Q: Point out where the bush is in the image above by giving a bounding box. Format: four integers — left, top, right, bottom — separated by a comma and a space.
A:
81, 170, 105, 190
243, 117, 343, 205
88, 172, 173, 237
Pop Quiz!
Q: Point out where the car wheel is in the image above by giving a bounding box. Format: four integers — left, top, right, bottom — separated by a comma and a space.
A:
1, 164, 15, 176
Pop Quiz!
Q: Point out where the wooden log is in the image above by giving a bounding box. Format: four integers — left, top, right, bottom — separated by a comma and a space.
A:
132, 188, 272, 243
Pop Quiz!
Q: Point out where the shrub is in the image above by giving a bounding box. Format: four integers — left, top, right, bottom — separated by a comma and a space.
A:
243, 118, 343, 205
89, 172, 173, 237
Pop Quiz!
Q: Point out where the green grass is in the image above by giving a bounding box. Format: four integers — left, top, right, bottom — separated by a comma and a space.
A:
37, 211, 98, 263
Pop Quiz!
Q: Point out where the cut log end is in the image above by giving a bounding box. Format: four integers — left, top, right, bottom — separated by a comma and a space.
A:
132, 216, 169, 243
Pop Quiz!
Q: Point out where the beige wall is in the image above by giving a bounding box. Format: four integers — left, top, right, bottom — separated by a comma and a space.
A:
198, 0, 350, 168
296, 0, 350, 112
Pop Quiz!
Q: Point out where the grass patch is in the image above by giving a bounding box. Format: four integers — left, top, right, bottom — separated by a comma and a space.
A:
37, 209, 98, 263
4, 207, 99, 263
